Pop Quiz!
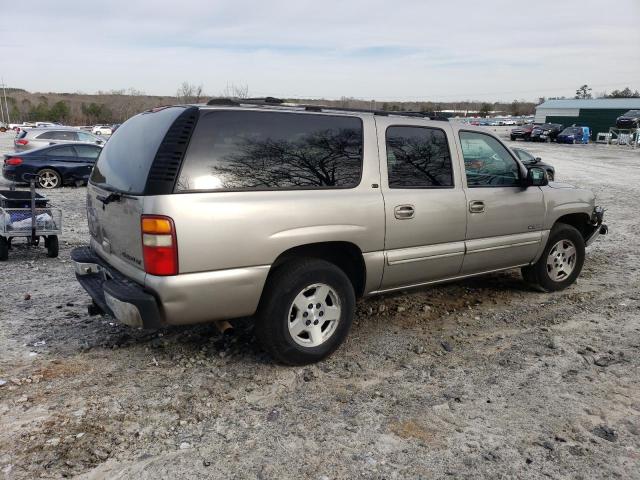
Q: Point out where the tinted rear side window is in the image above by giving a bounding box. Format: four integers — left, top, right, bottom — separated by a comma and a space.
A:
386, 126, 453, 188
176, 111, 363, 192
49, 146, 76, 157
90, 107, 186, 194
75, 145, 101, 159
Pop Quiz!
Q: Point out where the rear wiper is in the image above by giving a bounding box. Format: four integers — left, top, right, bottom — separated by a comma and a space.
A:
96, 192, 122, 205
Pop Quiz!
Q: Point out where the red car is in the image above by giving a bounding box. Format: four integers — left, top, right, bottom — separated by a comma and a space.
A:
510, 124, 535, 141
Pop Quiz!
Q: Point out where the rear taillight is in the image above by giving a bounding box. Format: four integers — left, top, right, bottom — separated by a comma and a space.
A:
5, 157, 23, 166
141, 215, 178, 276
16, 139, 28, 145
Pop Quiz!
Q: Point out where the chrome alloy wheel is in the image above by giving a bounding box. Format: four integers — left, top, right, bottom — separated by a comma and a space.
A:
546, 239, 577, 282
38, 170, 60, 189
287, 283, 341, 347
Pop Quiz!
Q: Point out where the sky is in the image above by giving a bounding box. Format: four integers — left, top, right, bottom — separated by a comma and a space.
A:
0, 0, 638, 102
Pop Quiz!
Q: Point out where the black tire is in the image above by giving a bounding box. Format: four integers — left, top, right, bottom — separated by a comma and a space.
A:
46, 235, 59, 258
0, 237, 8, 261
510, 136, 516, 141
37, 168, 62, 189
521, 223, 585, 292
255, 258, 356, 365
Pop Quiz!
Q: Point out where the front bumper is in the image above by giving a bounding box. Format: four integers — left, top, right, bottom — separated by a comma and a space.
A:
71, 246, 163, 329
586, 206, 608, 246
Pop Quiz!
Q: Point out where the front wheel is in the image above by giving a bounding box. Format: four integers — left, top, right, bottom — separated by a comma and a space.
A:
522, 223, 585, 292
255, 258, 355, 365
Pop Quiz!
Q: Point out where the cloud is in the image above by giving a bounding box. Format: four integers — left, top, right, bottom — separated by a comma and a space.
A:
0, 0, 638, 100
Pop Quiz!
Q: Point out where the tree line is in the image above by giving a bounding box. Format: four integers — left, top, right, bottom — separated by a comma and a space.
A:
2, 82, 638, 125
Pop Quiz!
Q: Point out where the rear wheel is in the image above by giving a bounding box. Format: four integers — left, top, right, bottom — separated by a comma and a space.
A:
522, 223, 585, 292
255, 258, 355, 365
45, 235, 59, 258
38, 169, 62, 189
0, 237, 8, 261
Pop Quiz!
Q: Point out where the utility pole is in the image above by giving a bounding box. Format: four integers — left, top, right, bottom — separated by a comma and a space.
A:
1, 78, 10, 125
0, 82, 5, 124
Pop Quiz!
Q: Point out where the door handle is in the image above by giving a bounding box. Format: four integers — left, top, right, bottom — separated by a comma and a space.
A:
469, 201, 485, 213
394, 204, 415, 219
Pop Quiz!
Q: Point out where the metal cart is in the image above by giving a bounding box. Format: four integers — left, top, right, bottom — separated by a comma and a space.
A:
0, 174, 62, 260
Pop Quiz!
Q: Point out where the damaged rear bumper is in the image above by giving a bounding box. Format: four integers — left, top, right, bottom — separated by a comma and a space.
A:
71, 246, 164, 329
586, 206, 608, 246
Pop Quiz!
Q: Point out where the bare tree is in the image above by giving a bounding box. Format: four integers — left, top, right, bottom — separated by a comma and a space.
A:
220, 83, 249, 99
177, 82, 205, 103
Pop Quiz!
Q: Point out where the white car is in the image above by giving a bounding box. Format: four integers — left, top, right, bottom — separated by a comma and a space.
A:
92, 125, 113, 135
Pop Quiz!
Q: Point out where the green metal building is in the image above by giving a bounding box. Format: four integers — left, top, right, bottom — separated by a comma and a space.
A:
534, 98, 640, 139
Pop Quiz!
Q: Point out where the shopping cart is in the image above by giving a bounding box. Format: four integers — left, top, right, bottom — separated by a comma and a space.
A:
0, 174, 62, 260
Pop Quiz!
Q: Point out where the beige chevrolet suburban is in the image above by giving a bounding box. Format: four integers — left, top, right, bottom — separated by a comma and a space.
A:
72, 100, 607, 365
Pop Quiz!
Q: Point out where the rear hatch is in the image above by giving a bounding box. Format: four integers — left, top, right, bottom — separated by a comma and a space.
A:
87, 106, 197, 276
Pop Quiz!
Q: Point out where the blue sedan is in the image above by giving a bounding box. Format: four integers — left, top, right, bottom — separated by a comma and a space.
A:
2, 143, 102, 189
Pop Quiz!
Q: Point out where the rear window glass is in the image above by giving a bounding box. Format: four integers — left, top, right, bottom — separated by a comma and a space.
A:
90, 107, 185, 194
176, 111, 363, 192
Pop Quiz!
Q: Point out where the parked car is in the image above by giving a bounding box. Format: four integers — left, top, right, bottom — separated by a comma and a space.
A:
71, 103, 607, 365
3, 143, 102, 189
530, 123, 564, 142
111, 123, 122, 133
14, 128, 105, 151
615, 110, 640, 129
92, 125, 113, 135
556, 126, 590, 144
512, 147, 555, 181
510, 124, 536, 141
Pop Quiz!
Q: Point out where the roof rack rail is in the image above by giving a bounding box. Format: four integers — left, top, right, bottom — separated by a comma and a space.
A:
205, 98, 449, 121
243, 96, 284, 104
206, 98, 240, 106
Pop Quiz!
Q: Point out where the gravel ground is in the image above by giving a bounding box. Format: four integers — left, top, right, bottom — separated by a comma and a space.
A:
0, 129, 639, 479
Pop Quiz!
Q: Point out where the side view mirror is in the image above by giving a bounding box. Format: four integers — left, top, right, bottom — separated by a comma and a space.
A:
526, 166, 548, 187
96, 140, 103, 144
535, 157, 542, 162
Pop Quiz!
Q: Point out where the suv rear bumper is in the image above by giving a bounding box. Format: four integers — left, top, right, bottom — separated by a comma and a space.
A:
71, 246, 164, 329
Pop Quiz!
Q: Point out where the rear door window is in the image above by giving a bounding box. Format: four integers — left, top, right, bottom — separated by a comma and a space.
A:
50, 131, 78, 141
75, 145, 102, 160
176, 110, 363, 191
385, 126, 453, 188
48, 146, 77, 157
78, 132, 98, 142
36, 131, 56, 140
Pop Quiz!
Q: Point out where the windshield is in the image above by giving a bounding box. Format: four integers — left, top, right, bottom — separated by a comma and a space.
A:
624, 110, 640, 116
560, 127, 581, 135
89, 107, 185, 194
514, 149, 535, 162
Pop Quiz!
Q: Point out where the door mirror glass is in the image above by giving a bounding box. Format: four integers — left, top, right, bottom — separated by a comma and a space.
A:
526, 166, 548, 187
